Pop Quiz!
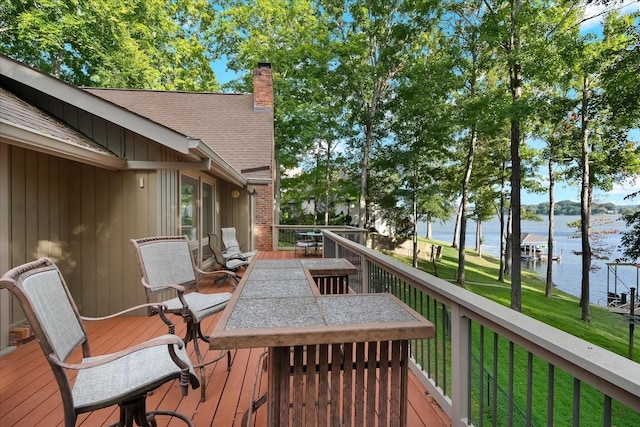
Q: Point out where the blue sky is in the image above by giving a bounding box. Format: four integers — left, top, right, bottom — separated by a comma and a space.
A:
212, 55, 239, 87
212, 2, 640, 206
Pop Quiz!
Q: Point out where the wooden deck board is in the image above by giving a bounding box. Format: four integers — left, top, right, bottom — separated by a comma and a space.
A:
0, 251, 450, 427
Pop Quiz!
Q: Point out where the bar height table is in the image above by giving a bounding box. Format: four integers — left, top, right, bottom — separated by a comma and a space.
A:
210, 259, 434, 427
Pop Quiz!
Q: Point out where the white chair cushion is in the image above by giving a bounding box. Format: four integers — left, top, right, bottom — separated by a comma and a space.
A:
163, 292, 231, 323
72, 335, 194, 411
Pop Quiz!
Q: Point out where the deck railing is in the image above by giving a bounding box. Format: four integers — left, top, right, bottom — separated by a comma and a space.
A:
317, 229, 640, 427
272, 224, 367, 251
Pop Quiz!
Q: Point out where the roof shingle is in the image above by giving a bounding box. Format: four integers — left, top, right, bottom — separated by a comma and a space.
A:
84, 88, 274, 180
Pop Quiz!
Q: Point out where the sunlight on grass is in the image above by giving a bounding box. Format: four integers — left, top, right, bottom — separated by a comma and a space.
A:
392, 237, 640, 364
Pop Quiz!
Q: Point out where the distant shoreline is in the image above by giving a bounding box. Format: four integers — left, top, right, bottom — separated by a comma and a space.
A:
422, 214, 634, 306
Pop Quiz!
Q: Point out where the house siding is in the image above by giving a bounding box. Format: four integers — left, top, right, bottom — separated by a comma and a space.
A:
1, 57, 276, 349
1, 141, 183, 327
0, 144, 11, 350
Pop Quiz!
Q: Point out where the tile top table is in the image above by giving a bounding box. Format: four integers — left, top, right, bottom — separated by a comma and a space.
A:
210, 257, 433, 350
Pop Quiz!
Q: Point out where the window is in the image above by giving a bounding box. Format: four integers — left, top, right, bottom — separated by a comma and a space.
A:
180, 174, 216, 265
180, 175, 199, 241
202, 182, 213, 238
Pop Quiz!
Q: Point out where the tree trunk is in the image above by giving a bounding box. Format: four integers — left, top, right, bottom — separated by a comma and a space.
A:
498, 160, 507, 282
358, 129, 370, 229
324, 145, 331, 226
476, 221, 483, 257
412, 185, 419, 268
580, 73, 592, 322
452, 202, 461, 249
498, 201, 506, 282
457, 125, 477, 286
509, 0, 523, 312
510, 115, 522, 312
358, 79, 383, 230
505, 204, 513, 277
546, 160, 555, 298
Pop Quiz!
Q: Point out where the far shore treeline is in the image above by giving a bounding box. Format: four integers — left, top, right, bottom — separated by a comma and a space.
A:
523, 200, 639, 216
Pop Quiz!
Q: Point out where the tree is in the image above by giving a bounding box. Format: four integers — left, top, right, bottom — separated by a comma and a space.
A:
621, 192, 640, 261
444, 0, 508, 286
554, 10, 640, 321
475, 0, 527, 309
1, 0, 220, 90
322, 0, 440, 229
378, 18, 456, 266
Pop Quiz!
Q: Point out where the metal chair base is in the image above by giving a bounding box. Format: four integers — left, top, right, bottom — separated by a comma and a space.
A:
106, 396, 195, 427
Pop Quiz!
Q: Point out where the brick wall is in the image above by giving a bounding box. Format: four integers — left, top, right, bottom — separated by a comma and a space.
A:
254, 183, 274, 250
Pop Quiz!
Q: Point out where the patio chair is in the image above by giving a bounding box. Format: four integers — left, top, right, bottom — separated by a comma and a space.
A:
0, 258, 199, 427
220, 227, 256, 260
208, 233, 250, 272
131, 235, 238, 402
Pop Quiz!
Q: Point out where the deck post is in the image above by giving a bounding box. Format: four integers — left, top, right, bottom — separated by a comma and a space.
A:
450, 304, 471, 427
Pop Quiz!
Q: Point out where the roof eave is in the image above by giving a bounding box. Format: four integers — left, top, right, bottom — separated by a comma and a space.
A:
0, 120, 126, 171
189, 139, 247, 186
1, 55, 192, 155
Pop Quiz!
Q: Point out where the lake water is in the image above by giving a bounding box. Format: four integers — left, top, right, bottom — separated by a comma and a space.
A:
418, 215, 639, 306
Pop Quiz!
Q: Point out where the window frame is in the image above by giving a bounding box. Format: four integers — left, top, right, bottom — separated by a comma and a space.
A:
179, 172, 217, 266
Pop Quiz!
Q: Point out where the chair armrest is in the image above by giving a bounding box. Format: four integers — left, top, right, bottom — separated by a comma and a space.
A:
141, 279, 186, 295
196, 267, 239, 289
141, 278, 191, 316
52, 334, 186, 371
81, 303, 177, 334
196, 267, 237, 278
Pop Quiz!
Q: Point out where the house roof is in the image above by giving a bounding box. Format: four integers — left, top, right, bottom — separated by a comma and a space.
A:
83, 88, 274, 183
521, 233, 549, 244
0, 55, 250, 185
0, 87, 125, 170
0, 55, 196, 156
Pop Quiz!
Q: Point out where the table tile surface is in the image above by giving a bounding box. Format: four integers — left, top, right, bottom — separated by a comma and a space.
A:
226, 296, 322, 329
318, 294, 418, 325
253, 259, 302, 269
245, 267, 307, 280
239, 278, 314, 299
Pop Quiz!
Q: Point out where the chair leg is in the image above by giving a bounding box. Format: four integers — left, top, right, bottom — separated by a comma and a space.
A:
191, 321, 233, 402
193, 335, 208, 402
242, 350, 269, 427
197, 322, 232, 371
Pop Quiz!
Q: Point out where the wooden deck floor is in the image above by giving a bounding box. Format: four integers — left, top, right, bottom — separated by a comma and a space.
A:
0, 251, 450, 427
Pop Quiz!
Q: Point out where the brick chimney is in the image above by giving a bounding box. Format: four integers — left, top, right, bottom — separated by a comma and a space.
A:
253, 62, 273, 111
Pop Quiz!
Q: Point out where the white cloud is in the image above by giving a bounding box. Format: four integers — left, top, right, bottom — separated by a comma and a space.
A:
582, 0, 640, 30
609, 176, 640, 195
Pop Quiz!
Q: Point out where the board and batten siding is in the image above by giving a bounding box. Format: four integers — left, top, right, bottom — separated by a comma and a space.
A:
218, 180, 251, 251
1, 143, 11, 349
1, 141, 182, 336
